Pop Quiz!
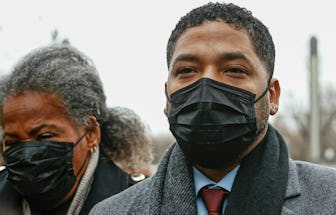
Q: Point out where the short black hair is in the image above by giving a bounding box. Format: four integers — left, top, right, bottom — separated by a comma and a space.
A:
167, 2, 275, 79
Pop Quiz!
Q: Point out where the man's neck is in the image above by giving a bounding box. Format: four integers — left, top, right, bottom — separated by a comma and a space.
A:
194, 163, 239, 182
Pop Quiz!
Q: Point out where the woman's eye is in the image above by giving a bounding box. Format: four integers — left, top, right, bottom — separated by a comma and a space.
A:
37, 133, 54, 140
3, 140, 19, 148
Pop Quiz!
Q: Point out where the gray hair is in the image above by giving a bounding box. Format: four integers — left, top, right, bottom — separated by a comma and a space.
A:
0, 44, 108, 127
101, 106, 154, 171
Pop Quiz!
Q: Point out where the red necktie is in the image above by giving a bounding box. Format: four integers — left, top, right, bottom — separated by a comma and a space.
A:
201, 188, 229, 215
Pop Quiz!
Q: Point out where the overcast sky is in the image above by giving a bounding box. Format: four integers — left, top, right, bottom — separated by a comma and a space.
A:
0, 0, 335, 134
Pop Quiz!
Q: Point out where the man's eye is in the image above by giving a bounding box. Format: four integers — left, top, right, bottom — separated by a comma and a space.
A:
176, 67, 197, 75
226, 67, 246, 73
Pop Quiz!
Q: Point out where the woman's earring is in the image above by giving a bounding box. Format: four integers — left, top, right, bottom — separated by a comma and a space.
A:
90, 145, 97, 154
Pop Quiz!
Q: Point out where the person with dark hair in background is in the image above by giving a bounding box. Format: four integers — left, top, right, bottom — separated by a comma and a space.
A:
90, 2, 336, 215
0, 44, 140, 214
103, 106, 154, 178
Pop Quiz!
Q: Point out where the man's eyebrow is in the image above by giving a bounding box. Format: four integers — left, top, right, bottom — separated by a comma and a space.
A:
171, 54, 200, 69
171, 52, 255, 69
220, 52, 254, 68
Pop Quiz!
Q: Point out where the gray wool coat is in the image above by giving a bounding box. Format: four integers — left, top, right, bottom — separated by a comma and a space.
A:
90, 143, 336, 215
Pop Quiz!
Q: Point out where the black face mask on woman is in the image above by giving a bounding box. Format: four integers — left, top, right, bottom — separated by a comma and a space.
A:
167, 78, 268, 169
3, 129, 90, 211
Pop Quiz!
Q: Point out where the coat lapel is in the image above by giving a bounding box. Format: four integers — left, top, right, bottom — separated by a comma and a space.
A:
160, 144, 197, 215
281, 160, 300, 215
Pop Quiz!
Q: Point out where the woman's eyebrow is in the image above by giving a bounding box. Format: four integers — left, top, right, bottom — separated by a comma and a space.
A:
28, 124, 61, 136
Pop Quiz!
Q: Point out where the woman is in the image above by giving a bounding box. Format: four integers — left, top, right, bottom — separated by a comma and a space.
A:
0, 44, 138, 214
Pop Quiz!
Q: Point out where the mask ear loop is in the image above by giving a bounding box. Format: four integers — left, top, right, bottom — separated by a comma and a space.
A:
253, 80, 272, 138
73, 122, 97, 148
165, 86, 172, 103
254, 80, 270, 104
72, 121, 98, 177
75, 155, 90, 177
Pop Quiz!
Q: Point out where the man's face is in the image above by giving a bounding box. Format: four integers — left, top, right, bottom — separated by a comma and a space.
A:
165, 21, 280, 146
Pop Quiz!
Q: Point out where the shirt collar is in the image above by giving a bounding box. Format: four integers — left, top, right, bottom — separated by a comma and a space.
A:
193, 165, 240, 195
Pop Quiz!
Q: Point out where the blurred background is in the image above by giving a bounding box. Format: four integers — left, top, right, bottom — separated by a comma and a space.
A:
0, 0, 335, 167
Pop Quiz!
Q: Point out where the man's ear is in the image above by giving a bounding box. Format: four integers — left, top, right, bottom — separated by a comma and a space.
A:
85, 116, 101, 150
164, 82, 169, 116
268, 78, 281, 115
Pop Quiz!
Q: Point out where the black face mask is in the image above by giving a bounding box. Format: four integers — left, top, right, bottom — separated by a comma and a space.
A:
3, 131, 90, 211
167, 78, 268, 169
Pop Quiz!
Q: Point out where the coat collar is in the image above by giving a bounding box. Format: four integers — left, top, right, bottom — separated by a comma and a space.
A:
150, 138, 301, 215
281, 159, 301, 215
148, 143, 197, 215
285, 159, 301, 199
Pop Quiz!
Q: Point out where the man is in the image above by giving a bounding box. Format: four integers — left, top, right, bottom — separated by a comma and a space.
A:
90, 2, 336, 214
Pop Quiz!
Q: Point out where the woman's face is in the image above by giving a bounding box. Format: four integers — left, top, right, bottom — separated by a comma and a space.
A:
1, 90, 91, 200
